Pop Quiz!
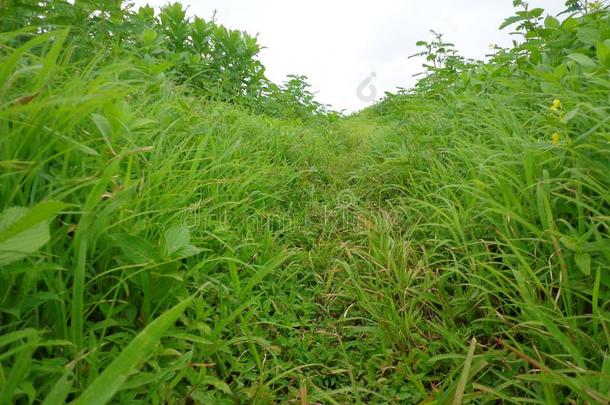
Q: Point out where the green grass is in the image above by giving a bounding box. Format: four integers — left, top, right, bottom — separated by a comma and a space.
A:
1, 1, 610, 404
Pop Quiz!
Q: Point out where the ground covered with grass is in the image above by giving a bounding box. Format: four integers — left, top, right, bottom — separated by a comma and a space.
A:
1, 1, 610, 404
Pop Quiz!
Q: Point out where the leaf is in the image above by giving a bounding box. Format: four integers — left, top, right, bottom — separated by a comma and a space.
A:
42, 369, 74, 405
600, 354, 610, 394
59, 134, 99, 156
0, 334, 36, 404
164, 225, 200, 259
453, 337, 477, 405
91, 113, 116, 155
201, 375, 232, 394
500, 15, 526, 30
0, 329, 39, 348
70, 297, 192, 405
148, 61, 173, 75
0, 201, 66, 266
173, 244, 201, 259
567, 53, 598, 68
544, 16, 560, 29
596, 39, 610, 68
111, 234, 159, 264
91, 113, 113, 138
575, 253, 591, 276
164, 225, 190, 257
540, 81, 560, 94
577, 25, 600, 46
35, 29, 68, 89
128, 118, 158, 131
562, 107, 579, 123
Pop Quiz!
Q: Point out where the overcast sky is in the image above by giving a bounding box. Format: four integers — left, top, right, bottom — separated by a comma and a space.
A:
131, 1, 566, 112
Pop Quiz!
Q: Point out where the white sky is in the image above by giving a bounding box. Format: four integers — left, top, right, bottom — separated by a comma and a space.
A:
131, 1, 566, 112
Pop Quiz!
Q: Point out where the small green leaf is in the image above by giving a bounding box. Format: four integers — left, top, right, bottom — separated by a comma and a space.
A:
0, 201, 66, 266
201, 375, 232, 394
544, 16, 560, 29
111, 234, 158, 264
91, 113, 113, 138
500, 15, 526, 30
575, 253, 591, 276
163, 225, 201, 259
560, 236, 582, 252
562, 107, 579, 123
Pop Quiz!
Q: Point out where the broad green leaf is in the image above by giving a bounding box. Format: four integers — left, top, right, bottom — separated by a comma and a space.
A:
164, 225, 190, 257
544, 16, 560, 29
70, 297, 192, 405
576, 25, 600, 46
111, 234, 159, 264
560, 236, 583, 252
597, 39, 610, 68
148, 61, 173, 75
0, 201, 66, 266
528, 8, 544, 18
567, 53, 598, 68
164, 225, 200, 258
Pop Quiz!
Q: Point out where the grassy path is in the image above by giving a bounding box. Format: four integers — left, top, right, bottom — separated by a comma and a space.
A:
2, 16, 610, 402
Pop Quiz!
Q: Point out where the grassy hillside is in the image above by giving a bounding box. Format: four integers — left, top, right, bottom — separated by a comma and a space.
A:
1, 1, 610, 404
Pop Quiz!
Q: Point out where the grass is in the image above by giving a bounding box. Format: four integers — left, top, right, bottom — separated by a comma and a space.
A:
1, 2, 610, 404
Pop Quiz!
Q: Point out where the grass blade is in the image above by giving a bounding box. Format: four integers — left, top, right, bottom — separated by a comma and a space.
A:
70, 297, 192, 405
453, 337, 477, 405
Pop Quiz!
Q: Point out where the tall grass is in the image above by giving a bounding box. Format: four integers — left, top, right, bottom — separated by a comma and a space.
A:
1, 1, 609, 404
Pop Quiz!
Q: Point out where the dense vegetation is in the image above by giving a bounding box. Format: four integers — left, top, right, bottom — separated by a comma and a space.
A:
1, 0, 609, 403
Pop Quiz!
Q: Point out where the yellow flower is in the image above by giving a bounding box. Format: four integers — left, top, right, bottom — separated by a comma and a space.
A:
550, 99, 561, 111
552, 132, 560, 145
